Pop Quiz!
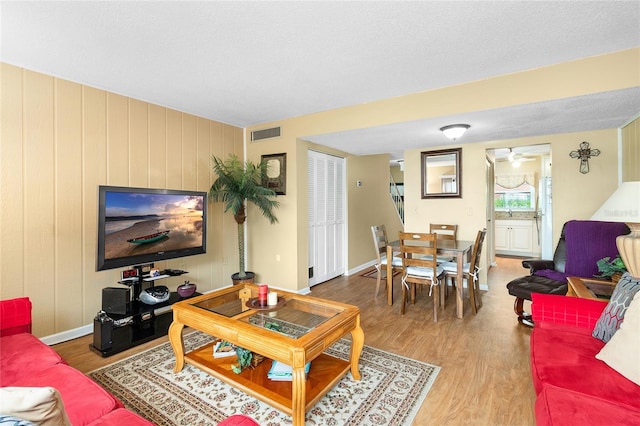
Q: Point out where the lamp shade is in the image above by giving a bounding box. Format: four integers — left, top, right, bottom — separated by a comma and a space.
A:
440, 124, 470, 141
591, 182, 640, 223
591, 181, 640, 278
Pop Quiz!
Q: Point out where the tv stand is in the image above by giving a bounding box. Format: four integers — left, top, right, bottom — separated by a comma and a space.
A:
90, 267, 197, 357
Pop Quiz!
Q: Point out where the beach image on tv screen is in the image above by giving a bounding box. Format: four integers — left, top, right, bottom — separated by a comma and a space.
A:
104, 192, 204, 261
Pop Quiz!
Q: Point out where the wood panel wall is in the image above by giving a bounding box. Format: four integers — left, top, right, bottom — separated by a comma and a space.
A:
0, 63, 242, 337
621, 116, 640, 182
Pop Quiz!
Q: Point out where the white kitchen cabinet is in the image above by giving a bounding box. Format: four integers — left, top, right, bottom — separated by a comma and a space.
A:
495, 219, 539, 256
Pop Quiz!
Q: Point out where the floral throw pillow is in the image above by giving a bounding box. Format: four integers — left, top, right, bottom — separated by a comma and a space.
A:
592, 272, 640, 342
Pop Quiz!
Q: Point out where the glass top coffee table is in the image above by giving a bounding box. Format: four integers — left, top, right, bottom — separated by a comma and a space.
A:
566, 276, 616, 300
168, 283, 364, 426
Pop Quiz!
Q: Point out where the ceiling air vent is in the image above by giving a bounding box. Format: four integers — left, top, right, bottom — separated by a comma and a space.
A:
251, 126, 281, 142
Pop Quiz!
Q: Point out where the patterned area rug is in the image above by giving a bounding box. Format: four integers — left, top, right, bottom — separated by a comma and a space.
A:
89, 331, 440, 425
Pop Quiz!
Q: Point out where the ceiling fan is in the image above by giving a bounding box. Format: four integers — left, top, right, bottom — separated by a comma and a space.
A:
507, 148, 536, 167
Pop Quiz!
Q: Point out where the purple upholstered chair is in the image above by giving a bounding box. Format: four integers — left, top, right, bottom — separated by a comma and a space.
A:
506, 220, 630, 326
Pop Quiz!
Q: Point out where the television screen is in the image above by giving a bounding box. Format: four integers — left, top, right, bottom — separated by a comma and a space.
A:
97, 186, 207, 271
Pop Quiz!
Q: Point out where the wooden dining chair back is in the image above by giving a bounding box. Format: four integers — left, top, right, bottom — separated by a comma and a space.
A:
398, 232, 446, 322
442, 228, 487, 314
424, 223, 458, 263
429, 223, 458, 240
370, 225, 402, 298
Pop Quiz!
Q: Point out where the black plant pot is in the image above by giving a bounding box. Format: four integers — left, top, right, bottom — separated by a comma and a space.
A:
231, 271, 255, 285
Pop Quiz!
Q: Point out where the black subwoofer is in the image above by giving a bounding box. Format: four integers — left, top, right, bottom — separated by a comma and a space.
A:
102, 287, 130, 315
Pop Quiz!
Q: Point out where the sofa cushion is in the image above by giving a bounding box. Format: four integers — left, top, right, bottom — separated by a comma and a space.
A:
0, 297, 32, 337
9, 364, 122, 426
532, 293, 606, 335
0, 334, 64, 385
531, 324, 640, 411
535, 383, 640, 426
0, 387, 71, 426
592, 272, 640, 342
596, 290, 640, 386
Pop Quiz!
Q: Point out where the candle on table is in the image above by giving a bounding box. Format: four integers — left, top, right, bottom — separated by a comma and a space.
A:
258, 284, 268, 306
268, 292, 278, 306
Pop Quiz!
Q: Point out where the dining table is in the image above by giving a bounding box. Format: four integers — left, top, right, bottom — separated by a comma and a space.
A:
386, 238, 474, 319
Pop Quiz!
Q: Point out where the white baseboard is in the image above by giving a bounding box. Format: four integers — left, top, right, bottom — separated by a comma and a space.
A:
345, 260, 376, 276
41, 324, 93, 346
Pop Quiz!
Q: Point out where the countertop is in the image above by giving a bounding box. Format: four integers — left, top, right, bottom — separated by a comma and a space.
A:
495, 212, 537, 221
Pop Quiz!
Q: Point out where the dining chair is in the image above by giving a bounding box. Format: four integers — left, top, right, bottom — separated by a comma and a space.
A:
370, 225, 402, 298
429, 223, 458, 240
422, 223, 458, 263
440, 228, 487, 314
398, 232, 446, 322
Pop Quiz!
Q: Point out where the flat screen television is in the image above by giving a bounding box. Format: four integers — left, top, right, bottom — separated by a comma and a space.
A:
97, 185, 207, 271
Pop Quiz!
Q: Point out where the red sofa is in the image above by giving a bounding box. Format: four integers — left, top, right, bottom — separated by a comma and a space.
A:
530, 293, 640, 425
0, 297, 258, 426
1, 297, 153, 425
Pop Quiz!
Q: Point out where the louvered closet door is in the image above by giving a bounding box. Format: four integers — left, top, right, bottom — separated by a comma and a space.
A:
308, 150, 346, 287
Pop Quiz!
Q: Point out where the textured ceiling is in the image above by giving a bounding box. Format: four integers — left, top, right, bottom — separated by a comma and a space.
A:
306, 87, 640, 160
2, 1, 639, 160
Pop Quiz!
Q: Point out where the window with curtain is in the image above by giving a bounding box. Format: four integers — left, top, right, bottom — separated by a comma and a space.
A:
495, 173, 536, 211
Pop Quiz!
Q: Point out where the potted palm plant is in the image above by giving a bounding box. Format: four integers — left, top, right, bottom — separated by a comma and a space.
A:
209, 154, 280, 284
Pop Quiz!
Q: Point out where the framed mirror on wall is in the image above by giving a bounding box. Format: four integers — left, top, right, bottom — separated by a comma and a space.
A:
261, 153, 286, 195
421, 147, 462, 198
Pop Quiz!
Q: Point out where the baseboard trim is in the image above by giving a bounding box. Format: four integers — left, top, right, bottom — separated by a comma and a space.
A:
346, 260, 376, 276
41, 324, 93, 346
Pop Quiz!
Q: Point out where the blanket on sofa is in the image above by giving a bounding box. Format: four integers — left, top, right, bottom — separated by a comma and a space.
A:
564, 220, 628, 277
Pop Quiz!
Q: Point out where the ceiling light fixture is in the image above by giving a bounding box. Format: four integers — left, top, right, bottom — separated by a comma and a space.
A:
440, 124, 470, 141
508, 148, 520, 167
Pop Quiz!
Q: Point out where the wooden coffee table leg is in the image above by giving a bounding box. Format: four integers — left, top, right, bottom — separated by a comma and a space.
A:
350, 317, 364, 380
169, 321, 185, 373
291, 365, 306, 426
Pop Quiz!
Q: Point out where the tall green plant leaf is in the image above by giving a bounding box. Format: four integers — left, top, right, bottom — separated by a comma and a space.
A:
209, 154, 280, 278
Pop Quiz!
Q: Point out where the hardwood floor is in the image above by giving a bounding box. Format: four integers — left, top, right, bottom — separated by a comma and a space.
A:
53, 256, 535, 425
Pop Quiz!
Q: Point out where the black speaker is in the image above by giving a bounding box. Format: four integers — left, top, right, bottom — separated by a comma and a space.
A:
102, 287, 130, 315
93, 311, 113, 351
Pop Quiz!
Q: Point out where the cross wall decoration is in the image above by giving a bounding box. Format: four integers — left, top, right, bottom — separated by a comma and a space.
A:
569, 141, 600, 174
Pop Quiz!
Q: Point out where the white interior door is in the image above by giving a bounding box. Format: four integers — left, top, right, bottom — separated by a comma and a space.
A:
308, 150, 346, 286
